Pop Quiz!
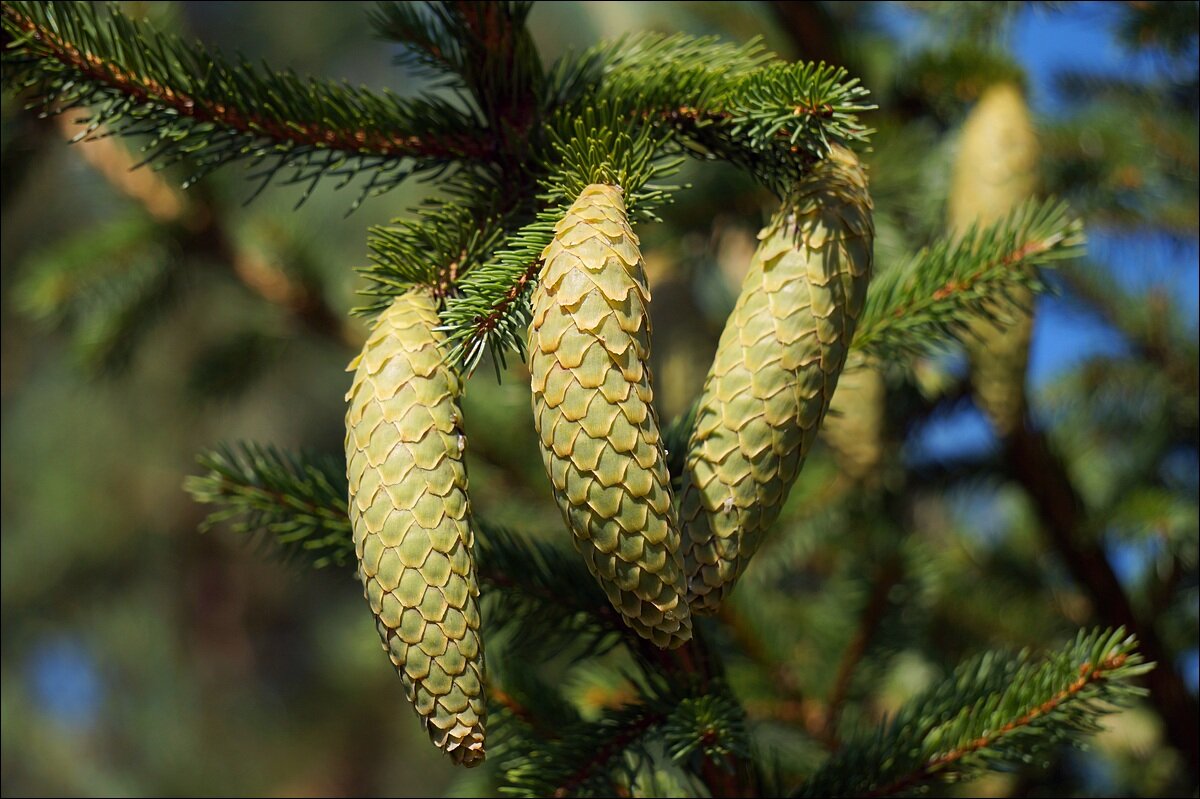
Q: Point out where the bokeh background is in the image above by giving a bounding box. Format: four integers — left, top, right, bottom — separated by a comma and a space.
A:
2, 2, 1196, 796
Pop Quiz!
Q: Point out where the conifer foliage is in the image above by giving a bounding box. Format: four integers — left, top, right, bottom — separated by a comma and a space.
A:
5, 1, 1185, 795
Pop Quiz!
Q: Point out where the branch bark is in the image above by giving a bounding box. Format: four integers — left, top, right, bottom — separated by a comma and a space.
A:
5, 3, 490, 161
824, 558, 904, 747
863, 650, 1135, 798
1006, 422, 1199, 781
51, 114, 361, 348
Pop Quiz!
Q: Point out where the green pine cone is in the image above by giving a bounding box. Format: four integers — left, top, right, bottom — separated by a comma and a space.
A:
345, 290, 486, 766
822, 364, 885, 482
528, 183, 692, 649
951, 82, 1039, 437
681, 145, 874, 614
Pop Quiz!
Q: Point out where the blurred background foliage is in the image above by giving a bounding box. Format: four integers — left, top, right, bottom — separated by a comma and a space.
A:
1, 1, 1197, 796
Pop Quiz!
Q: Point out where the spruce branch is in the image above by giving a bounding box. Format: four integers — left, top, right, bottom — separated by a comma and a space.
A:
358, 197, 509, 312
852, 198, 1085, 363
474, 521, 627, 659
1005, 421, 1200, 780
822, 558, 904, 747
371, 1, 470, 78
556, 33, 873, 190
439, 103, 684, 371
795, 628, 1150, 798
38, 113, 357, 348
372, 2, 542, 136
494, 700, 664, 798
494, 670, 752, 798
184, 441, 626, 655
545, 31, 773, 111
673, 61, 874, 189
184, 440, 757, 795
2, 1, 491, 206
184, 443, 354, 569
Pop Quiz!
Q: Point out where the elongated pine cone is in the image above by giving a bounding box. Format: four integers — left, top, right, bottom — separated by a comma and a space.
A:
345, 290, 486, 766
528, 183, 692, 649
822, 364, 885, 481
951, 82, 1039, 437
681, 145, 874, 614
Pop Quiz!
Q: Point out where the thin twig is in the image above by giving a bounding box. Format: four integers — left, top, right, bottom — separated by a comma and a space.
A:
462, 257, 541, 350
925, 236, 1056, 307
718, 603, 829, 740
489, 684, 543, 731
5, 4, 492, 161
863, 652, 1132, 798
52, 114, 361, 348
551, 710, 664, 798
1005, 422, 1200, 781
1057, 264, 1198, 398
823, 558, 903, 748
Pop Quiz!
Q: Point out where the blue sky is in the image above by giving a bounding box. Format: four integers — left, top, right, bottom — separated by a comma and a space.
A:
887, 1, 1199, 467
887, 6, 1198, 681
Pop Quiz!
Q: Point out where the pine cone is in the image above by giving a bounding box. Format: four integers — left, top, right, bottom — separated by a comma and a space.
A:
681, 145, 874, 614
950, 82, 1039, 437
528, 183, 692, 649
822, 365, 885, 482
345, 290, 486, 766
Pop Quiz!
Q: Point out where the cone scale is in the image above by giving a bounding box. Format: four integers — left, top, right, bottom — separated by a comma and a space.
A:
680, 145, 874, 614
528, 183, 692, 649
345, 290, 486, 766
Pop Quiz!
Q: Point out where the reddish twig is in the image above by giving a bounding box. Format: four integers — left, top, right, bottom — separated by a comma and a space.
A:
1006, 423, 1199, 781
823, 558, 904, 747
464, 257, 543, 350
4, 4, 492, 161
893, 236, 1057, 320
49, 114, 360, 347
864, 653, 1131, 798
489, 684, 546, 732
551, 711, 663, 798
718, 603, 829, 738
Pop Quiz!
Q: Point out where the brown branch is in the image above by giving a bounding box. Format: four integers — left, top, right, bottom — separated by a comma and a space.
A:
551, 711, 663, 798
432, 250, 465, 302
864, 652, 1132, 798
1006, 422, 1199, 782
899, 236, 1056, 320
1057, 264, 1199, 398
50, 114, 361, 348
4, 3, 490, 161
52, 116, 188, 223
851, 234, 1064, 356
823, 558, 904, 747
718, 603, 829, 741
488, 684, 545, 732
486, 610, 755, 797
463, 257, 542, 350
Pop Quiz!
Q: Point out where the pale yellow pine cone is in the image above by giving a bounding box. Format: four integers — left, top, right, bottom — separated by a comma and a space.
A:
345, 290, 486, 766
950, 82, 1039, 437
681, 145, 875, 614
822, 364, 885, 481
528, 183, 692, 649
